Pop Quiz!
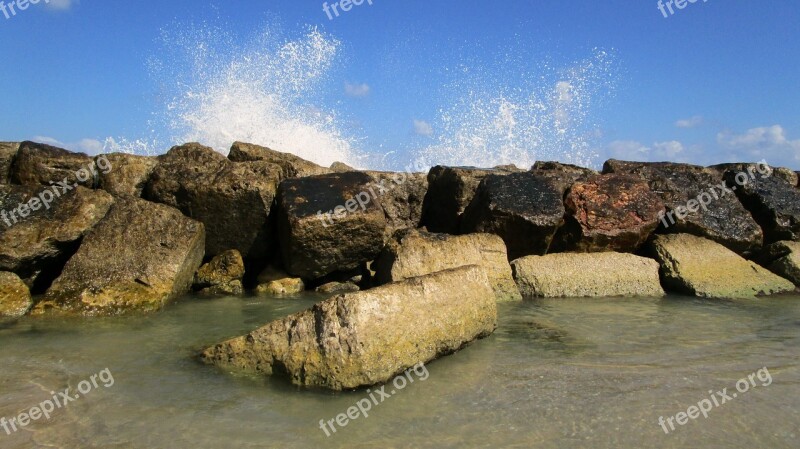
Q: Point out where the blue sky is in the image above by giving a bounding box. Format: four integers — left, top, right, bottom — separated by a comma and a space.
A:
1, 0, 799, 169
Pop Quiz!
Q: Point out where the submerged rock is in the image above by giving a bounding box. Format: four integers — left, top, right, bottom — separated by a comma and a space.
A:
194, 250, 246, 296
254, 267, 305, 296
201, 265, 497, 390
460, 172, 565, 260
0, 142, 18, 184
511, 252, 665, 298
604, 160, 763, 255
145, 143, 282, 260
315, 281, 360, 294
227, 141, 331, 178
421, 166, 518, 234
648, 233, 794, 299
0, 271, 32, 319
373, 229, 521, 301
35, 197, 205, 315
276, 171, 386, 279
554, 174, 665, 252
0, 185, 114, 291
12, 141, 97, 188
723, 168, 800, 244
97, 153, 158, 197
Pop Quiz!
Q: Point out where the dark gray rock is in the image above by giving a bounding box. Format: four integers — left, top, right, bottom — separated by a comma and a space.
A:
276, 171, 386, 279
365, 170, 428, 238
723, 167, 800, 243
460, 172, 565, 260
603, 159, 763, 255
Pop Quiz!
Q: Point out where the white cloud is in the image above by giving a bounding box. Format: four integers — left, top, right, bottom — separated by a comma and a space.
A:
675, 115, 704, 128
607, 140, 685, 162
344, 82, 370, 98
32, 136, 104, 155
45, 0, 78, 10
717, 125, 800, 166
413, 119, 433, 136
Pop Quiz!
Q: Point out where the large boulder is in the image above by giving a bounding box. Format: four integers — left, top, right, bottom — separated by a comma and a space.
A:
710, 163, 798, 187
420, 166, 519, 234
97, 153, 157, 197
603, 160, 763, 255
553, 174, 665, 252
755, 241, 800, 286
722, 167, 800, 244
193, 250, 245, 295
0, 185, 114, 291
145, 143, 282, 260
201, 265, 497, 390
530, 161, 597, 192
34, 197, 205, 315
365, 170, 428, 238
511, 252, 665, 298
227, 141, 331, 178
460, 172, 565, 260
373, 229, 521, 301
0, 271, 32, 319
11, 141, 97, 188
276, 171, 386, 279
648, 234, 794, 299
0, 142, 18, 184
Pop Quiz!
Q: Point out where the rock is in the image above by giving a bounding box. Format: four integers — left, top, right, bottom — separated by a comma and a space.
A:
34, 197, 205, 315
0, 185, 114, 291
194, 250, 245, 295
228, 141, 331, 178
710, 163, 798, 187
365, 170, 428, 238
199, 281, 244, 296
0, 142, 19, 184
315, 281, 360, 294
511, 252, 664, 297
145, 143, 282, 259
420, 166, 518, 234
755, 241, 800, 286
330, 161, 355, 172
373, 229, 521, 301
276, 171, 386, 279
603, 160, 763, 255
460, 172, 565, 260
96, 153, 157, 197
553, 174, 665, 252
256, 278, 305, 296
201, 265, 497, 390
532, 161, 598, 178
0, 272, 32, 319
722, 167, 800, 244
648, 234, 794, 298
11, 141, 97, 188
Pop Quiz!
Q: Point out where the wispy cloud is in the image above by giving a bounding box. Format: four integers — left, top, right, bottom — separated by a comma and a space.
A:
45, 0, 78, 10
413, 119, 433, 136
32, 136, 104, 155
344, 82, 370, 98
607, 140, 685, 162
675, 115, 704, 128
717, 125, 800, 165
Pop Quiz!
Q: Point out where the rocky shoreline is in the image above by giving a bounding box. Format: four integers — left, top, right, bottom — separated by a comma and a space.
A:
2, 140, 800, 389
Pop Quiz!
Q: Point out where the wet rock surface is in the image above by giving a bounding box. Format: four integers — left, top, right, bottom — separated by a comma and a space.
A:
723, 168, 800, 244
604, 160, 764, 255
756, 241, 800, 286
460, 172, 565, 260
194, 250, 246, 295
276, 171, 386, 279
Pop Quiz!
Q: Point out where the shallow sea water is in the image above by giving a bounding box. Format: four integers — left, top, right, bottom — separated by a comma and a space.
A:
1, 293, 798, 448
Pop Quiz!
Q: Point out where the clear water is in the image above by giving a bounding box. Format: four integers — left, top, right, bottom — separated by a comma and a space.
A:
1, 294, 798, 448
